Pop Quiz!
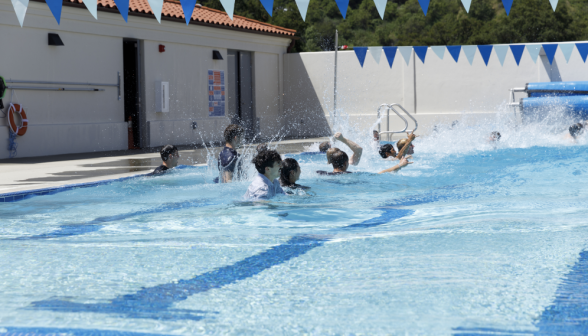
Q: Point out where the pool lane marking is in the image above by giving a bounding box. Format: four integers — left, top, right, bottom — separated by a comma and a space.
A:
0, 326, 175, 336
27, 189, 479, 321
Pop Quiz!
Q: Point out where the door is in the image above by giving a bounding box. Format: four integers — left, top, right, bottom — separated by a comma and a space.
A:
123, 39, 141, 149
227, 50, 255, 140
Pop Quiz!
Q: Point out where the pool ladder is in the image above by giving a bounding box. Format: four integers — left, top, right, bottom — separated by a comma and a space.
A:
376, 104, 418, 141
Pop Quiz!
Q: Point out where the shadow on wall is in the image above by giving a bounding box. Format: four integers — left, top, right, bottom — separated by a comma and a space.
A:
283, 54, 332, 138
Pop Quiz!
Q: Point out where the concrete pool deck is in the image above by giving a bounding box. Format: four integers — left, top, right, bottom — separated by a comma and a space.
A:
0, 137, 327, 194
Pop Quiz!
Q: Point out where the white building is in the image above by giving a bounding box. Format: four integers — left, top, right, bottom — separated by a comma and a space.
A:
0, 0, 295, 158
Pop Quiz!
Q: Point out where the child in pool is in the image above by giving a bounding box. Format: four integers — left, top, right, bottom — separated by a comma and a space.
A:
279, 158, 310, 192
244, 150, 285, 200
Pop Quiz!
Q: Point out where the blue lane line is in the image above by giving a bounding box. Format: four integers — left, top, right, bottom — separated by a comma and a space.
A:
10, 200, 215, 240
0, 326, 174, 336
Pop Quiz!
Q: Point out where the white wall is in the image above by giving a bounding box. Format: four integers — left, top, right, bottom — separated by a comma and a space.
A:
283, 43, 588, 138
0, 0, 291, 158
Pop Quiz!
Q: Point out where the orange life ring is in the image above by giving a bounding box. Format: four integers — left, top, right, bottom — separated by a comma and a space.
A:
8, 104, 28, 136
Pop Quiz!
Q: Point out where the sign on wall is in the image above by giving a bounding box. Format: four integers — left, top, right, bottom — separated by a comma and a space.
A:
208, 70, 225, 117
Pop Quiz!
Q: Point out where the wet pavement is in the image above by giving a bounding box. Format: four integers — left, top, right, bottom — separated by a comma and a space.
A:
0, 138, 326, 194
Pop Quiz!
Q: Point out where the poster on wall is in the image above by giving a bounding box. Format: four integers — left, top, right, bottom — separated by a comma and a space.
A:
208, 70, 225, 117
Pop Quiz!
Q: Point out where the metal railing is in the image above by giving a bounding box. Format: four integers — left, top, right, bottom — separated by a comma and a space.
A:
508, 87, 525, 123
377, 103, 418, 141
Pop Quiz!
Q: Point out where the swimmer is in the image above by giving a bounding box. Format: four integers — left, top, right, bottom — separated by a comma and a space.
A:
379, 143, 398, 160
567, 123, 585, 141
217, 124, 244, 183
244, 149, 285, 200
373, 130, 380, 141
320, 132, 363, 164
279, 158, 310, 192
317, 150, 352, 175
396, 138, 415, 156
151, 145, 179, 175
489, 131, 501, 142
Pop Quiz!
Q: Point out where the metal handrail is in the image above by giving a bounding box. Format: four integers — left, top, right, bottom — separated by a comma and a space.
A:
377, 104, 408, 141
509, 87, 525, 123
389, 103, 418, 133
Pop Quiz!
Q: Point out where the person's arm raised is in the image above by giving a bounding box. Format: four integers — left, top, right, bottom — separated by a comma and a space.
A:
396, 132, 416, 160
378, 157, 412, 174
334, 132, 363, 166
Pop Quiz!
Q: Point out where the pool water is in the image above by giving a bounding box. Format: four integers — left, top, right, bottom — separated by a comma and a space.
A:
1, 123, 588, 335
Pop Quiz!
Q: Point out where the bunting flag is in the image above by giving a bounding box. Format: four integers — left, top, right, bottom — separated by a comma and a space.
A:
461, 0, 471, 12
559, 43, 574, 63
113, 0, 130, 21
180, 0, 198, 22
147, 0, 163, 22
11, 0, 29, 26
335, 0, 349, 18
354, 47, 368, 67
369, 46, 382, 64
373, 0, 386, 19
413, 46, 427, 63
46, 0, 63, 24
509, 45, 525, 66
463, 45, 476, 65
431, 46, 445, 59
542, 44, 558, 65
418, 0, 429, 15
294, 0, 309, 21
447, 45, 461, 63
382, 46, 397, 68
398, 46, 412, 65
477, 45, 493, 66
526, 45, 541, 63
83, 0, 98, 19
502, 0, 513, 15
576, 43, 588, 63
494, 45, 509, 66
549, 0, 558, 11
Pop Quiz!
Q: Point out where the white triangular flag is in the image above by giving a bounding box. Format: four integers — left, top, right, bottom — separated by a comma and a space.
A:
373, 0, 386, 19
11, 0, 29, 26
369, 47, 382, 64
461, 0, 471, 12
82, 0, 98, 19
431, 46, 445, 59
462, 45, 477, 65
398, 46, 412, 65
526, 45, 541, 63
559, 43, 574, 63
549, 0, 557, 11
494, 45, 509, 66
220, 0, 236, 20
295, 0, 309, 21
147, 0, 163, 22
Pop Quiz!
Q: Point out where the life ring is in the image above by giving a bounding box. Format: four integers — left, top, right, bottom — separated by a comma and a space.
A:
8, 104, 28, 136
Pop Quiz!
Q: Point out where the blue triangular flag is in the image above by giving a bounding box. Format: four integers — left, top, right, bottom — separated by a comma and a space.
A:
494, 45, 509, 66
576, 43, 588, 63
509, 45, 525, 66
559, 43, 574, 63
431, 46, 445, 59
526, 45, 541, 63
354, 47, 368, 67
295, 0, 309, 21
113, 0, 129, 21
46, 0, 62, 24
549, 0, 557, 11
382, 46, 397, 68
447, 45, 461, 63
260, 0, 274, 16
373, 0, 386, 19
414, 46, 427, 63
502, 0, 513, 15
418, 0, 429, 15
369, 47, 382, 64
335, 0, 349, 18
461, 0, 471, 12
147, 0, 163, 22
180, 0, 197, 22
398, 46, 412, 65
463, 45, 476, 65
83, 0, 98, 19
11, 0, 29, 26
477, 45, 493, 66
543, 44, 558, 65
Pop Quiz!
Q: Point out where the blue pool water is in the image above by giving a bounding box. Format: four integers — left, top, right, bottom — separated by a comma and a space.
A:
1, 127, 588, 335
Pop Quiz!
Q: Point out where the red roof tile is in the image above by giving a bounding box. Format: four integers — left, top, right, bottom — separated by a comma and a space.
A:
67, 0, 296, 36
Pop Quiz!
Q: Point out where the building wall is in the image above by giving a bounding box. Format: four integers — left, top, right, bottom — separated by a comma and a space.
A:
0, 0, 291, 158
283, 43, 588, 138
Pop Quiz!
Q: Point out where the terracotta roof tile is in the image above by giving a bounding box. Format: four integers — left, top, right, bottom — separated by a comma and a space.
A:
67, 0, 296, 36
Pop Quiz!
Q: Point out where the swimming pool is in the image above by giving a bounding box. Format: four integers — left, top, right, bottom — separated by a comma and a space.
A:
1, 121, 588, 335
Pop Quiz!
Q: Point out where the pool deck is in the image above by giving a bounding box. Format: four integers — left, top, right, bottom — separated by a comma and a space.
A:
0, 137, 327, 195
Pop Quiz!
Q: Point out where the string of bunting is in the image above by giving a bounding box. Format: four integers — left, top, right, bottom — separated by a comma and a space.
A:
352, 43, 588, 68
10, 0, 559, 27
